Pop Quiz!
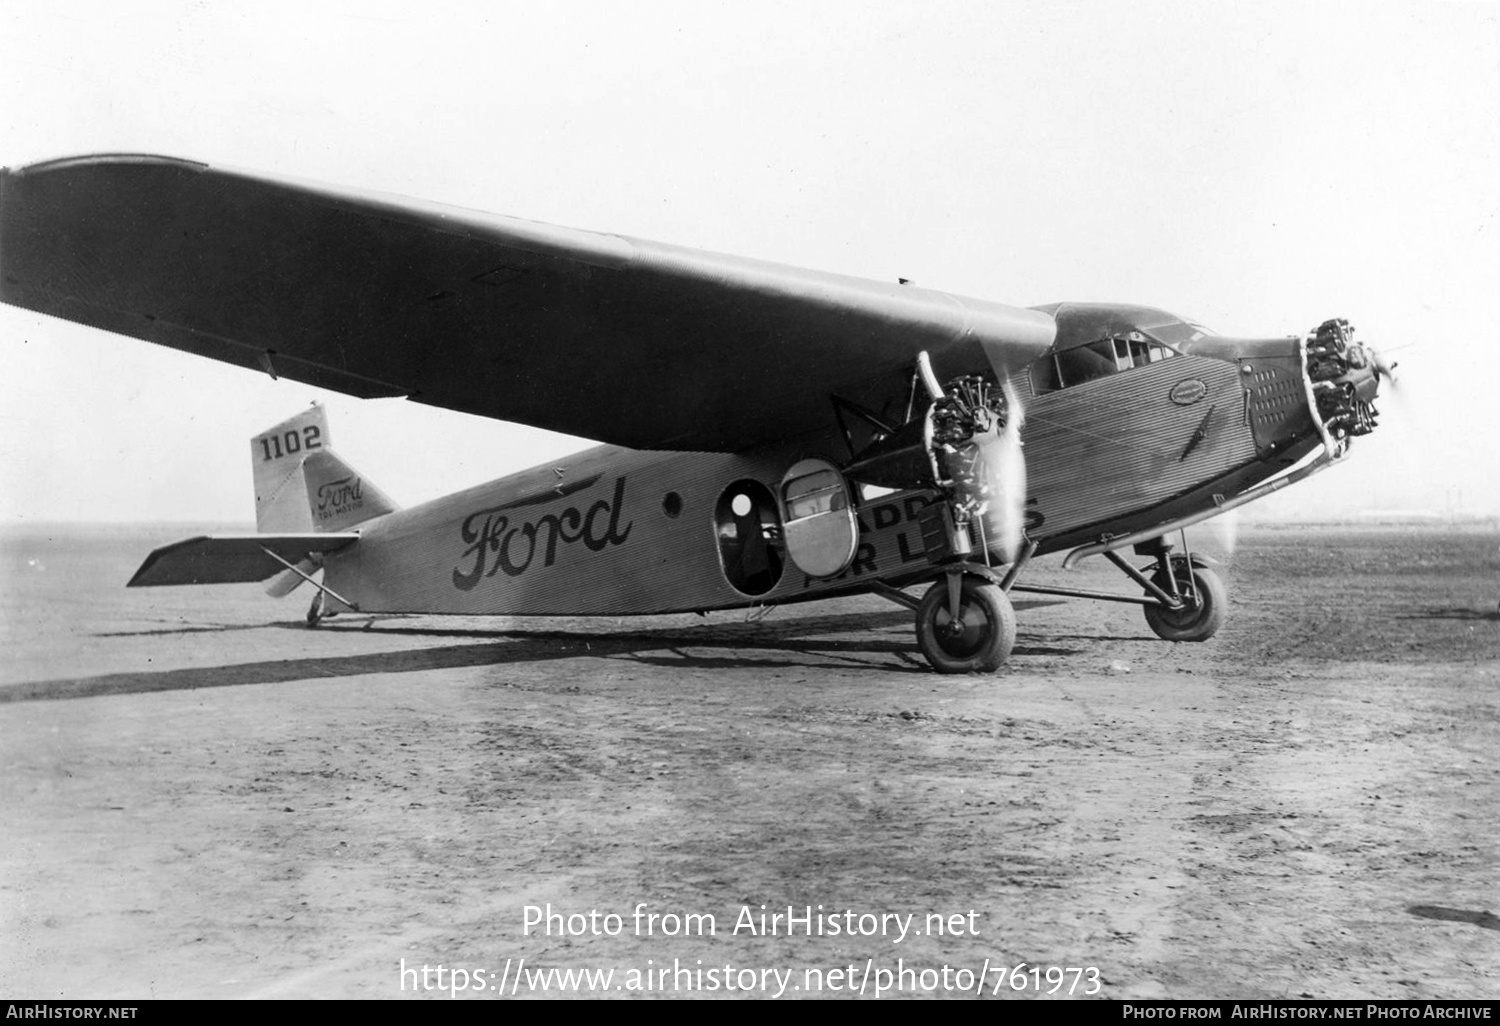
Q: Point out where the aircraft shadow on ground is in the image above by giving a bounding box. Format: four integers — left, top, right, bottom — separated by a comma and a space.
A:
1397, 606, 1500, 623
1407, 905, 1500, 931
96, 622, 291, 638
8, 605, 1079, 703
1041, 631, 1162, 643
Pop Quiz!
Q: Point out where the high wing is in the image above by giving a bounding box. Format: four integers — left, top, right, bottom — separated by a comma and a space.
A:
0, 154, 1055, 452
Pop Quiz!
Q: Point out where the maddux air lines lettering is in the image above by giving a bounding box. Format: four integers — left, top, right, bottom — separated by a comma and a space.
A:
799, 494, 932, 589
453, 478, 634, 590
798, 493, 1047, 589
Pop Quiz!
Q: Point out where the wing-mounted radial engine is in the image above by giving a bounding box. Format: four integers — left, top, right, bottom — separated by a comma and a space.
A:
841, 353, 1028, 674
843, 355, 1026, 560
922, 372, 1027, 564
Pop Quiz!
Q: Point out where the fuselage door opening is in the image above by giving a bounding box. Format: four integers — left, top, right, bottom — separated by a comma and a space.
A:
777, 459, 859, 579
715, 480, 785, 596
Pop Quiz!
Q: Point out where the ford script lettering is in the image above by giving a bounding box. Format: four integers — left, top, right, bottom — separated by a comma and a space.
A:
316, 475, 363, 518
452, 477, 633, 590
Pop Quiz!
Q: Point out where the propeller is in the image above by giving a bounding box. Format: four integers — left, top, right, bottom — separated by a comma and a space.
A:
1192, 508, 1241, 559
1354, 337, 1415, 426
1370, 341, 1416, 410
984, 379, 1028, 561
936, 378, 1028, 564
842, 356, 1028, 563
1373, 350, 1400, 388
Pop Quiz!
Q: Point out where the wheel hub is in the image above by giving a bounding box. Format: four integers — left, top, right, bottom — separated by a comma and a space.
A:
934, 605, 987, 655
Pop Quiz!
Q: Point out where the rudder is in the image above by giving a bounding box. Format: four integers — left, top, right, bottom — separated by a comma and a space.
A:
302, 449, 399, 531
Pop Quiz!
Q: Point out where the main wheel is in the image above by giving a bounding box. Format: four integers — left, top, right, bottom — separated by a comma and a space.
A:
1143, 563, 1226, 642
915, 576, 1016, 673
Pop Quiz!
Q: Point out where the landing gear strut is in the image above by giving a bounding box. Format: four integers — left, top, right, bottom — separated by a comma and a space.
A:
1141, 558, 1225, 642
869, 529, 1229, 673
998, 532, 1228, 645
870, 565, 1018, 674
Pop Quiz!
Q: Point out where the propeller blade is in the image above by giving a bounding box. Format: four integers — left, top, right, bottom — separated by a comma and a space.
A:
946, 380, 1027, 563
991, 380, 1028, 561
1374, 352, 1399, 389
1195, 508, 1240, 558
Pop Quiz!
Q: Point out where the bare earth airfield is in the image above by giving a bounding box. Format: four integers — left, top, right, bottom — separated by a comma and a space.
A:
1, 522, 1496, 1000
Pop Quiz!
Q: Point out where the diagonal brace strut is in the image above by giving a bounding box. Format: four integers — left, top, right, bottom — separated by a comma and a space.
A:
258, 545, 361, 612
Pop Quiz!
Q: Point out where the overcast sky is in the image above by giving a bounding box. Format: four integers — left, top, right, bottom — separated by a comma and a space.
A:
2, 0, 1497, 522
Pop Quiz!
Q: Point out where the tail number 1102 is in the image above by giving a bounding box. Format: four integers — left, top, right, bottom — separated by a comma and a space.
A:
259, 425, 323, 461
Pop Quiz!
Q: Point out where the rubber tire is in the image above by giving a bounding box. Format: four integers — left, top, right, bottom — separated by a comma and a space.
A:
1143, 564, 1226, 642
916, 577, 1016, 674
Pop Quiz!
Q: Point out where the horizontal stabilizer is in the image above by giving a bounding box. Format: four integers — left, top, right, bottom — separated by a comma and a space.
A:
127, 533, 360, 587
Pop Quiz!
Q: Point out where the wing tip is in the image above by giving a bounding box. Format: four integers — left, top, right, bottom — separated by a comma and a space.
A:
6, 153, 210, 178
126, 535, 214, 588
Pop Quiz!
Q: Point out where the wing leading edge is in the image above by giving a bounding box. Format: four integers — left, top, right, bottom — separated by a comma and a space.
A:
1, 154, 1055, 452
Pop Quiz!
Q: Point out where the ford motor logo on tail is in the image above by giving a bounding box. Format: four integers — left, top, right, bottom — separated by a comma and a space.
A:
315, 476, 364, 520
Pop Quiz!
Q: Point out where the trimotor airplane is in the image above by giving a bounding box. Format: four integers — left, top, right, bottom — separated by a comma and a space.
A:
0, 154, 1391, 674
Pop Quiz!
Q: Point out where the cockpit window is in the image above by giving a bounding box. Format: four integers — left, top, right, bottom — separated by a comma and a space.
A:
1031, 331, 1178, 393
1024, 303, 1212, 393
1136, 316, 1212, 348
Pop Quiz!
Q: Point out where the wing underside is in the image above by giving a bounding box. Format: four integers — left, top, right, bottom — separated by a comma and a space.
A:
1, 154, 1055, 452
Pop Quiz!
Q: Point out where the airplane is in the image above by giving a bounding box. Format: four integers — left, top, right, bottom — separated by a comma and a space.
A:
0, 154, 1391, 674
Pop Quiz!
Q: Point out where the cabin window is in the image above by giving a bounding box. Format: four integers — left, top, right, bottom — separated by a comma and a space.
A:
782, 468, 849, 521
777, 460, 859, 579
1031, 333, 1177, 394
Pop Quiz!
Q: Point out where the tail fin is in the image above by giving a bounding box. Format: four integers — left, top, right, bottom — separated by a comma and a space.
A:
250, 403, 398, 533
252, 404, 329, 532
251, 403, 397, 602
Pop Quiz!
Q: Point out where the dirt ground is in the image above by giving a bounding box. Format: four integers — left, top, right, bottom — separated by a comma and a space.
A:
1, 523, 1497, 1000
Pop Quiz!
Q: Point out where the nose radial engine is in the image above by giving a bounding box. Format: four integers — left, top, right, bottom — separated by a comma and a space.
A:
1306, 318, 1387, 443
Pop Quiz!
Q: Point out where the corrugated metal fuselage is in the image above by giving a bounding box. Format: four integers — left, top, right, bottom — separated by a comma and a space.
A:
324, 445, 937, 616
1018, 336, 1320, 553
323, 337, 1320, 616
